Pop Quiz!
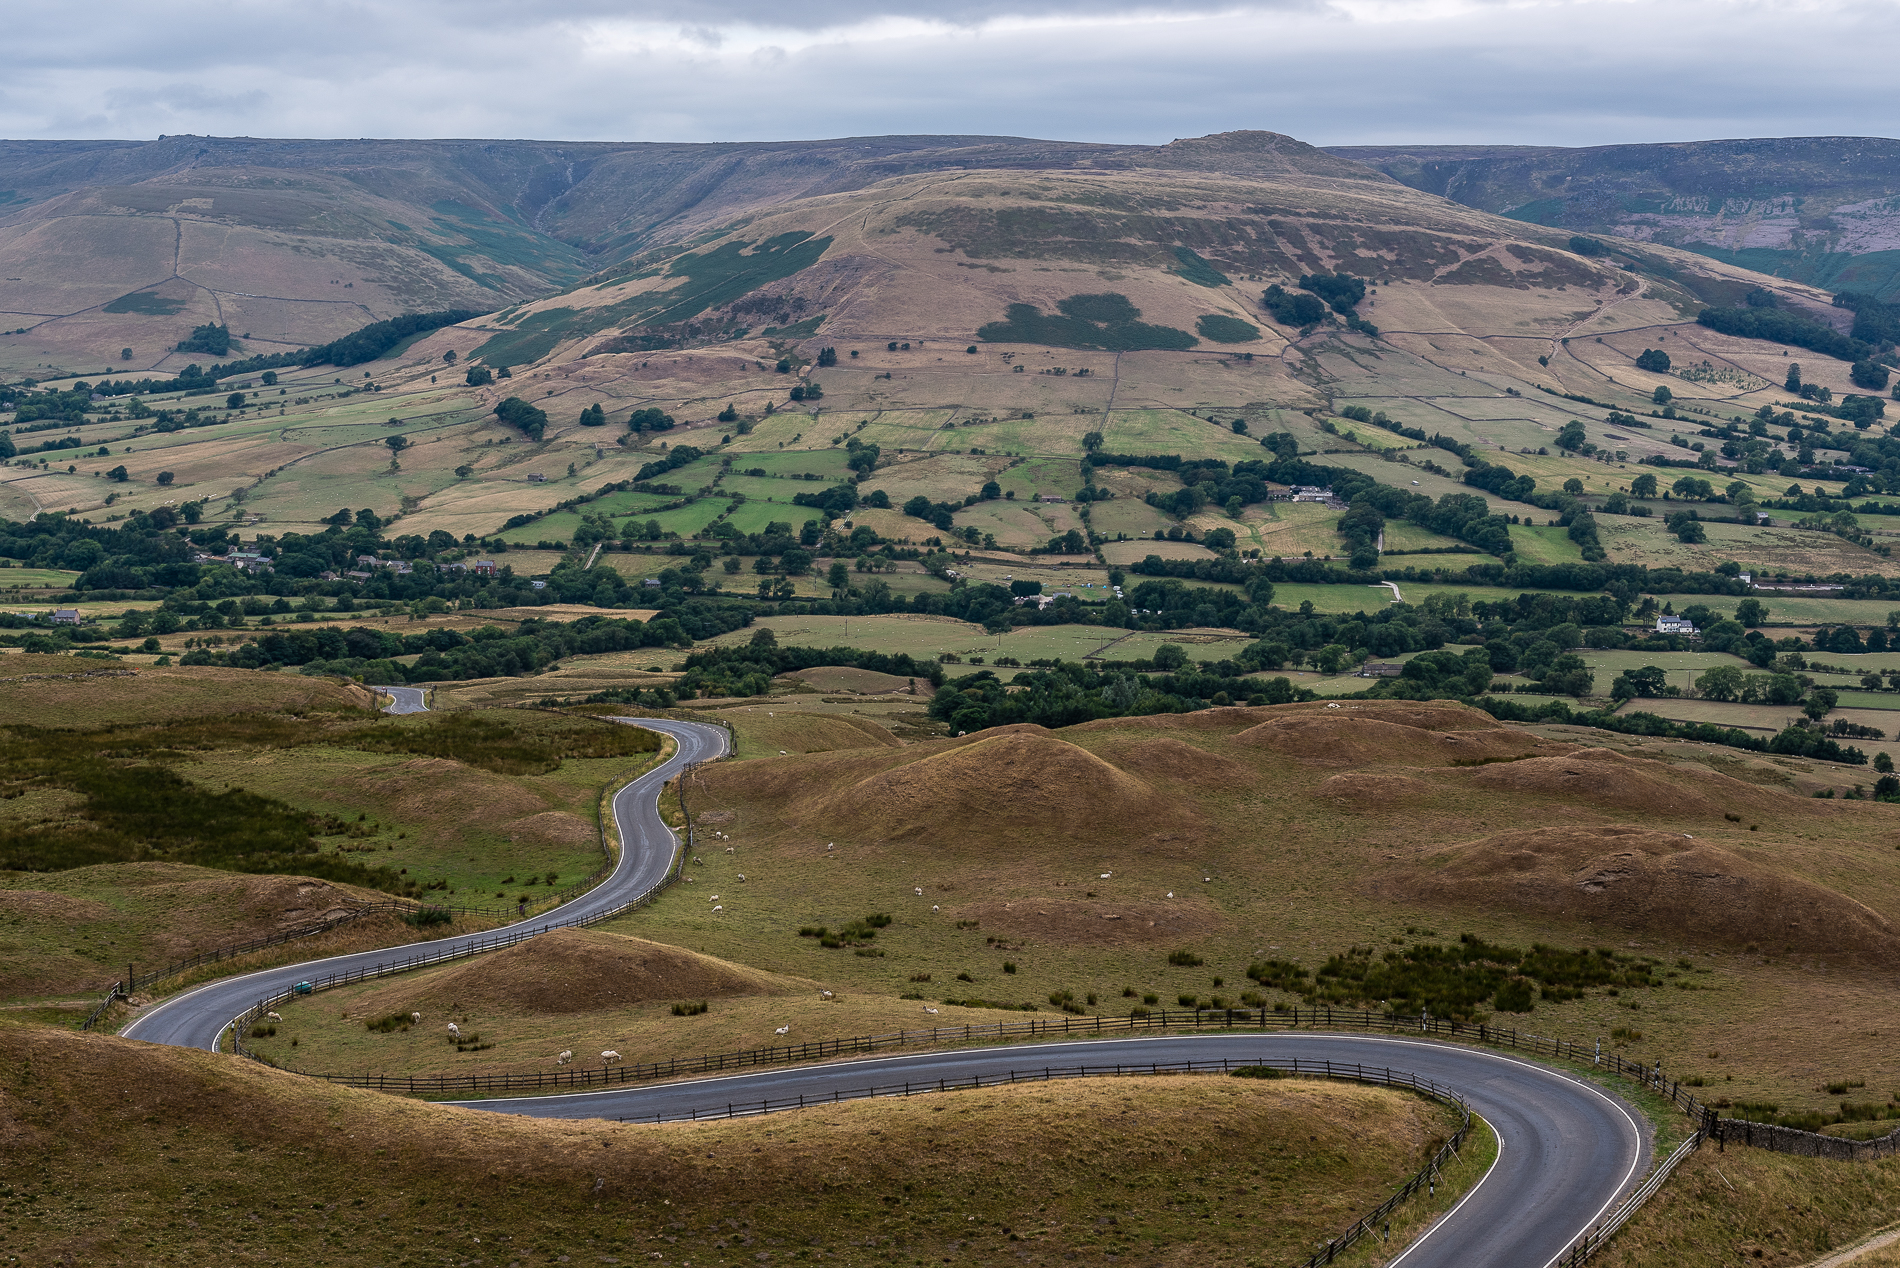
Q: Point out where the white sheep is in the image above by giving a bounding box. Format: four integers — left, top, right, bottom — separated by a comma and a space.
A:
409, 1012, 420, 1024
447, 1022, 460, 1038
774, 1025, 790, 1036
932, 905, 939, 913
737, 874, 745, 882
726, 846, 734, 854
1166, 891, 1174, 899
1100, 872, 1112, 879
712, 905, 723, 912
820, 990, 834, 999
266, 1011, 283, 1022
923, 1006, 939, 1015
913, 887, 923, 896
710, 894, 720, 900
557, 1050, 573, 1065
601, 1050, 622, 1064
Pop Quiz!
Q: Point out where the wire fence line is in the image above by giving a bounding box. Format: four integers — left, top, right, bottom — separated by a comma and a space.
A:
229, 1003, 1710, 1264
1557, 1130, 1705, 1267
587, 1055, 1472, 1268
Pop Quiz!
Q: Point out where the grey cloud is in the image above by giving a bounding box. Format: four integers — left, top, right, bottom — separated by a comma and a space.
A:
0, 1, 1893, 148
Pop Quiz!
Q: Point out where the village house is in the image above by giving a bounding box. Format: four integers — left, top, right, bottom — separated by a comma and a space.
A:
1655, 614, 1697, 635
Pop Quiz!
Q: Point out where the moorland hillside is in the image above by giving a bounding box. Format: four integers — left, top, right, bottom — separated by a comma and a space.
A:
1335, 136, 1900, 301
691, 699, 1900, 964
0, 129, 1374, 371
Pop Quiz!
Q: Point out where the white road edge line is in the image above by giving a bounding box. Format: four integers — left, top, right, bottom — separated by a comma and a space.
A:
120, 721, 712, 1051
1386, 1118, 1500, 1268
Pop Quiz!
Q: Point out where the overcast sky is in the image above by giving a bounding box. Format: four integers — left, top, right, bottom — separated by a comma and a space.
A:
5, 0, 1896, 147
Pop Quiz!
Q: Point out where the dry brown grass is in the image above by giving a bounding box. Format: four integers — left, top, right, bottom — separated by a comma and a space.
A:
0, 658, 375, 726
1386, 825, 1900, 967
350, 927, 807, 1018
0, 862, 392, 998
0, 1020, 1460, 1267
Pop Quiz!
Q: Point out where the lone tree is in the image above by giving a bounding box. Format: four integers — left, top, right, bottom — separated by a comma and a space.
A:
385, 435, 409, 454
1635, 348, 1671, 372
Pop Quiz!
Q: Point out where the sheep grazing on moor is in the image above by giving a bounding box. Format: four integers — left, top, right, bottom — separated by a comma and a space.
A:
557, 1050, 572, 1065
736, 874, 744, 882
265, 1012, 282, 1022
601, 1050, 622, 1064
932, 905, 940, 913
774, 1025, 789, 1036
923, 1006, 939, 1014
913, 887, 923, 896
820, 990, 833, 999
446, 1022, 460, 1038
410, 1012, 421, 1024
711, 905, 723, 912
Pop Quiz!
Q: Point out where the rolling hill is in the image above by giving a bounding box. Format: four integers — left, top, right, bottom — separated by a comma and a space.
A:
1332, 136, 1900, 301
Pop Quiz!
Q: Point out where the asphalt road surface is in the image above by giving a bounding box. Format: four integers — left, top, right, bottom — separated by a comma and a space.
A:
471, 1032, 1650, 1268
373, 684, 429, 714
122, 717, 729, 1051
122, 711, 1649, 1265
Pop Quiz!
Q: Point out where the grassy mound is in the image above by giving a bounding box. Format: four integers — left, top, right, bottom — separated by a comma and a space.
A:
1455, 747, 1753, 817
0, 657, 374, 727
817, 727, 1185, 845
728, 709, 906, 760
1236, 710, 1553, 766
1090, 735, 1252, 786
779, 665, 920, 695
1395, 825, 1900, 963
0, 1023, 1463, 1267
0, 862, 387, 998
350, 928, 806, 1018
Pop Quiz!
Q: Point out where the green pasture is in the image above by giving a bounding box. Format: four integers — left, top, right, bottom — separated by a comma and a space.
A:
0, 568, 81, 590
1509, 524, 1587, 566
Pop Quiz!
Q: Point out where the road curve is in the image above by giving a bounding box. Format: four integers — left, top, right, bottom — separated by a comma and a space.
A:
372, 684, 429, 714
122, 717, 729, 1051
471, 1032, 1649, 1268
121, 713, 1651, 1265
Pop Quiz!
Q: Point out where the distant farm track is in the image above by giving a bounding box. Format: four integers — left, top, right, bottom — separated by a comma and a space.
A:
122, 715, 1648, 1267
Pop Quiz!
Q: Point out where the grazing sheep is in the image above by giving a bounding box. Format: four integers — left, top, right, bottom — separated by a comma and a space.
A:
820, 990, 834, 999
774, 1025, 790, 1036
601, 1050, 622, 1064
710, 894, 720, 900
447, 1023, 460, 1038
694, 856, 703, 865
913, 887, 923, 896
266, 1012, 283, 1022
737, 874, 745, 882
1100, 872, 1112, 879
409, 1012, 420, 1024
726, 846, 734, 854
923, 1006, 939, 1015
712, 905, 723, 912
1166, 891, 1174, 899
932, 905, 939, 913
557, 1050, 573, 1065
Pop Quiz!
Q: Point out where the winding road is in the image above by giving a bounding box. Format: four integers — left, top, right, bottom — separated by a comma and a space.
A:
121, 714, 1653, 1267
373, 684, 429, 714
122, 717, 728, 1050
